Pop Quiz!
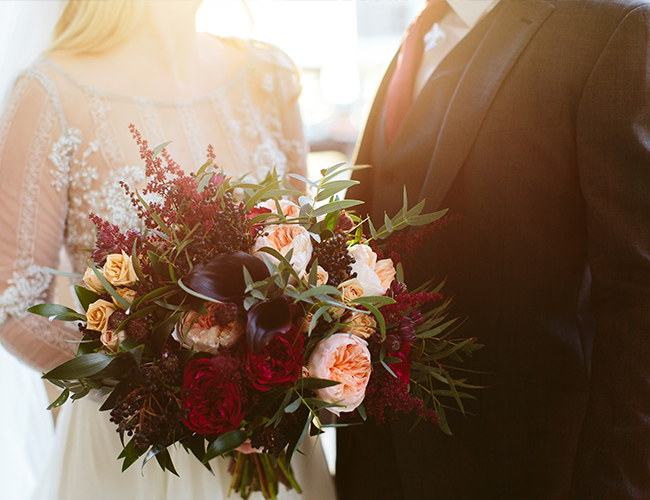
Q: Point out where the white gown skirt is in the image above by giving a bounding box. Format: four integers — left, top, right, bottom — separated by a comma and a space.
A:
0, 344, 54, 500
32, 397, 336, 500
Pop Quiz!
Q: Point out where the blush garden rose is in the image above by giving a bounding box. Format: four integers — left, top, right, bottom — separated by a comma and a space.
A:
304, 333, 372, 415
252, 224, 313, 275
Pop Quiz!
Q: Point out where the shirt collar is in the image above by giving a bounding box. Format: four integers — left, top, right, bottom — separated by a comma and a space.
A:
446, 0, 499, 29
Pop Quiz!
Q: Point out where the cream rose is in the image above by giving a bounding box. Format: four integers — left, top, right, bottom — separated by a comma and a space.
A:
83, 267, 106, 293
298, 266, 329, 287
86, 299, 117, 334
177, 303, 244, 354
260, 199, 301, 219
341, 309, 377, 339
100, 329, 126, 352
338, 278, 365, 302
252, 224, 313, 275
113, 288, 138, 309
304, 333, 372, 415
103, 251, 137, 287
348, 244, 395, 296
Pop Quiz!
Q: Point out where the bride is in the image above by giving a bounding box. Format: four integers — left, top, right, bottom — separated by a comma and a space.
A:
0, 1, 335, 499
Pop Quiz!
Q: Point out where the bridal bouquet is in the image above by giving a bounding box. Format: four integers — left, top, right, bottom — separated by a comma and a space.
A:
30, 127, 482, 499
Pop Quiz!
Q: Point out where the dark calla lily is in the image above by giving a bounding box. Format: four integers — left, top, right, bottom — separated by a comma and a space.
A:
246, 297, 295, 353
184, 252, 270, 302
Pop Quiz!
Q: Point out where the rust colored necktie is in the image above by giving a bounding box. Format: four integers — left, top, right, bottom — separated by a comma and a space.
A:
384, 0, 450, 147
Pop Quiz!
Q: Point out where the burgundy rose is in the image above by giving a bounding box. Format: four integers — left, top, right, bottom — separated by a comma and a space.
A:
247, 324, 305, 391
387, 342, 412, 386
182, 356, 246, 436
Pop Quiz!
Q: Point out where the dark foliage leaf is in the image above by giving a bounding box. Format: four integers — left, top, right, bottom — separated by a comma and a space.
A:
183, 252, 270, 303
203, 430, 248, 463
42, 352, 114, 381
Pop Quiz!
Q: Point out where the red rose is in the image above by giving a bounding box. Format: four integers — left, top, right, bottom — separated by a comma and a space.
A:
387, 342, 412, 385
182, 356, 246, 436
247, 324, 305, 391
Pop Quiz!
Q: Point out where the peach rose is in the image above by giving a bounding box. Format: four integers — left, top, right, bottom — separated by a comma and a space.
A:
100, 329, 126, 352
113, 288, 138, 309
260, 199, 301, 219
83, 267, 106, 293
177, 303, 244, 354
374, 259, 396, 291
304, 333, 372, 415
86, 299, 116, 334
252, 224, 313, 275
341, 309, 377, 339
103, 251, 137, 287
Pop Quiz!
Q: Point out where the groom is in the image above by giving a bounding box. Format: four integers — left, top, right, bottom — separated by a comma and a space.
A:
337, 0, 650, 498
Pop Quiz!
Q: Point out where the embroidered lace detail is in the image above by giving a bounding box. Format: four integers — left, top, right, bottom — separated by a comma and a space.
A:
49, 129, 81, 192
177, 102, 207, 169
135, 98, 165, 148
17, 100, 57, 270
252, 138, 288, 180
0, 265, 52, 325
281, 138, 308, 175
86, 90, 126, 170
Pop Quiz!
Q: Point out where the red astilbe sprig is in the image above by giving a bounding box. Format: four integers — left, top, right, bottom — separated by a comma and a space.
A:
380, 290, 443, 327
372, 214, 464, 274
89, 213, 143, 265
362, 371, 440, 425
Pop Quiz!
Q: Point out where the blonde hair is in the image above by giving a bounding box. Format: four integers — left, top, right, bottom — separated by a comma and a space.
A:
49, 1, 145, 54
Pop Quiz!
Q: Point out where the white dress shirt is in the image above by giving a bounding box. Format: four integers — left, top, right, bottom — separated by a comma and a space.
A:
414, 0, 499, 97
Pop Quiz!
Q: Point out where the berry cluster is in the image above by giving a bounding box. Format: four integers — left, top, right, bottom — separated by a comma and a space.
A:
109, 356, 186, 449
310, 233, 356, 287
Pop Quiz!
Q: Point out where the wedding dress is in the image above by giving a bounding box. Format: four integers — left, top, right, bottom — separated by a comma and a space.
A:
0, 37, 335, 500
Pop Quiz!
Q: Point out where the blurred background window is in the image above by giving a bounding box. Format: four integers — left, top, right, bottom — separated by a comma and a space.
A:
197, 0, 423, 179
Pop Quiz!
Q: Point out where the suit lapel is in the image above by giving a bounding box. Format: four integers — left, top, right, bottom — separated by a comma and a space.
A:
417, 0, 555, 211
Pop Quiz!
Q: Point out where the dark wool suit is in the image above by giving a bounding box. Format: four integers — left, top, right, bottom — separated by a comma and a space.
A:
336, 0, 650, 499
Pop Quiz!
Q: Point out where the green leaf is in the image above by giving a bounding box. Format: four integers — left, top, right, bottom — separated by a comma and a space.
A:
74, 285, 98, 312
42, 352, 114, 381
284, 398, 302, 414
50, 311, 87, 322
151, 313, 182, 355
288, 173, 319, 188
368, 218, 378, 240
152, 141, 171, 158
384, 212, 393, 233
295, 377, 340, 391
315, 180, 358, 202
311, 199, 362, 219
41, 266, 83, 279
350, 295, 396, 306
154, 448, 179, 476
27, 303, 80, 320
294, 285, 342, 302
118, 439, 147, 472
47, 387, 70, 409
203, 430, 248, 463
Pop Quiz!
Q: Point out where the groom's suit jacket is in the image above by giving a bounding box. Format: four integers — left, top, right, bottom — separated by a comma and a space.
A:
337, 0, 650, 499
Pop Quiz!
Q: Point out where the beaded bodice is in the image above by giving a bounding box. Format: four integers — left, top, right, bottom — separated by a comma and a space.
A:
0, 38, 307, 370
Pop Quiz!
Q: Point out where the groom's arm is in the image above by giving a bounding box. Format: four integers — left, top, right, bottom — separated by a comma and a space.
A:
571, 5, 650, 499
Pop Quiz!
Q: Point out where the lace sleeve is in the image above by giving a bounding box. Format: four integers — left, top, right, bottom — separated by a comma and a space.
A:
0, 72, 79, 372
